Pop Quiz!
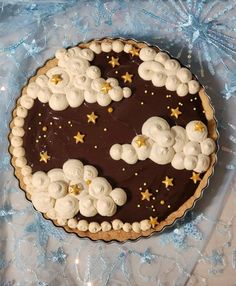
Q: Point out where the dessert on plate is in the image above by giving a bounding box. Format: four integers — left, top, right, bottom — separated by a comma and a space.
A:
9, 38, 217, 242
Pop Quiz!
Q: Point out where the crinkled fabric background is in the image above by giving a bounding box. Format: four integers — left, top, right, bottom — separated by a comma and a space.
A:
0, 1, 236, 285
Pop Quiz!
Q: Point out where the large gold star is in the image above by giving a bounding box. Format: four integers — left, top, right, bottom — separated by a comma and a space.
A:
135, 135, 147, 148
170, 107, 182, 119
149, 216, 159, 228
101, 82, 112, 94
39, 151, 51, 163
121, 72, 133, 83
141, 189, 153, 201
194, 121, 205, 132
129, 47, 140, 57
69, 184, 83, 195
74, 131, 85, 144
190, 172, 201, 184
87, 112, 98, 124
162, 176, 174, 188
108, 56, 120, 68
50, 74, 62, 85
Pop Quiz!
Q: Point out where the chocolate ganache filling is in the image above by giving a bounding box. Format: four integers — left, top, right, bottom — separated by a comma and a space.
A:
23, 50, 207, 223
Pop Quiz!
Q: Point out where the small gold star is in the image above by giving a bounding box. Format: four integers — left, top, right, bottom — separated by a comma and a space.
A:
135, 135, 147, 148
190, 172, 201, 184
74, 131, 85, 144
85, 179, 91, 185
39, 151, 50, 163
149, 216, 159, 228
121, 72, 133, 83
162, 176, 174, 188
129, 47, 140, 57
87, 112, 98, 124
194, 121, 205, 132
50, 74, 62, 85
170, 107, 182, 119
108, 56, 120, 68
69, 184, 82, 195
101, 82, 112, 94
141, 189, 153, 201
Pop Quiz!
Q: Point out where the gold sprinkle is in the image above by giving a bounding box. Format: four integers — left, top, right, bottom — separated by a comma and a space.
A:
101, 82, 112, 94
59, 126, 62, 129
152, 197, 156, 200
151, 92, 154, 95
141, 101, 144, 105
122, 168, 126, 171
74, 131, 85, 144
38, 113, 41, 117
151, 205, 154, 208
153, 209, 156, 212
39, 151, 50, 163
139, 187, 142, 191
36, 140, 39, 143
28, 127, 31, 130
168, 205, 171, 208
167, 106, 170, 109
143, 182, 147, 186
103, 128, 107, 132
87, 112, 98, 124
203, 110, 205, 113
85, 179, 91, 185
70, 124, 73, 127
194, 97, 197, 100
43, 135, 46, 138
160, 200, 165, 205
115, 71, 118, 74
106, 55, 109, 59
155, 189, 159, 193
141, 189, 153, 201
38, 136, 41, 139
38, 122, 42, 125
129, 47, 140, 57
144, 90, 148, 94
190, 99, 193, 102
135, 172, 138, 176
121, 72, 133, 83
50, 74, 62, 85
108, 56, 120, 68
108, 107, 113, 113
137, 204, 140, 208
50, 122, 53, 125
42, 126, 47, 132
68, 121, 71, 124
193, 107, 196, 111
162, 176, 174, 188
94, 145, 98, 149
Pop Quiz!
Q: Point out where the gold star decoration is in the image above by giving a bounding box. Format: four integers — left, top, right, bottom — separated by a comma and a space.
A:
170, 107, 182, 119
135, 135, 147, 148
74, 131, 85, 144
141, 189, 153, 201
85, 179, 91, 185
69, 184, 83, 195
101, 82, 112, 94
129, 47, 140, 57
190, 172, 201, 184
87, 112, 98, 124
121, 72, 133, 83
194, 121, 205, 132
50, 74, 62, 85
39, 151, 51, 163
149, 216, 159, 228
108, 56, 120, 68
162, 176, 174, 188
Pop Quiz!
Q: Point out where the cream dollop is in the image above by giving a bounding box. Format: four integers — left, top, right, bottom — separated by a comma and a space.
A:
101, 221, 112, 232
150, 144, 175, 164
89, 177, 112, 198
171, 152, 185, 170
63, 159, 84, 181
139, 47, 157, 61
112, 219, 123, 230
31, 192, 55, 213
109, 188, 127, 206
89, 222, 101, 233
200, 138, 216, 155
77, 220, 89, 231
194, 154, 210, 173
54, 195, 79, 219
140, 219, 151, 231
186, 121, 208, 142
183, 141, 201, 156
32, 171, 50, 190
97, 196, 117, 216
79, 195, 97, 217
48, 181, 68, 199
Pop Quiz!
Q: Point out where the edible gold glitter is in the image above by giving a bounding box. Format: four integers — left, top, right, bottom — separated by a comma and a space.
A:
39, 122, 42, 125
59, 126, 62, 129
143, 182, 147, 186
141, 101, 144, 105
38, 113, 41, 116
94, 145, 98, 149
42, 126, 47, 132
168, 205, 171, 208
108, 107, 113, 113
144, 90, 147, 93
50, 122, 53, 125
103, 128, 107, 131
151, 92, 154, 95
135, 172, 138, 176
160, 200, 165, 205
43, 135, 46, 138
28, 127, 31, 130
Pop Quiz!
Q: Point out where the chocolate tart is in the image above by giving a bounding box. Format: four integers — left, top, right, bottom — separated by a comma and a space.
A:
9, 38, 218, 242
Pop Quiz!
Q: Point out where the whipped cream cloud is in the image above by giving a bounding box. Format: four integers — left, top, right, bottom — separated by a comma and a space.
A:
110, 116, 216, 173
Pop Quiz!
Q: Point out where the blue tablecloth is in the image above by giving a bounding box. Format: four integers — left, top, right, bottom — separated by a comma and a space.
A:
0, 1, 236, 285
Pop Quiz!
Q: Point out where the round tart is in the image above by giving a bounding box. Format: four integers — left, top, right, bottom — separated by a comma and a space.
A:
9, 38, 218, 242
